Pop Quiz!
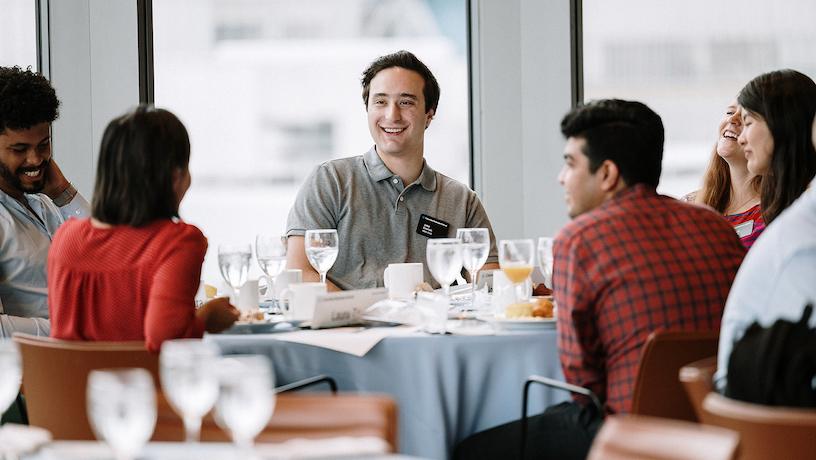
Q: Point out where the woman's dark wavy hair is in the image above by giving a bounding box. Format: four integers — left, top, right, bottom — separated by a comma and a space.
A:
91, 105, 190, 226
0, 66, 59, 134
738, 69, 816, 224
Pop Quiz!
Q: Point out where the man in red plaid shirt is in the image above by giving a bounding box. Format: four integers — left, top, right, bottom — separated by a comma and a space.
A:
456, 100, 745, 460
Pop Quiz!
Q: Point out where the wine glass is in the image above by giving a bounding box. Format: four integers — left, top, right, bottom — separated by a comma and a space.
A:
214, 355, 276, 454
255, 235, 287, 304
86, 368, 156, 460
304, 229, 339, 284
537, 237, 555, 290
456, 228, 490, 310
218, 243, 251, 303
0, 340, 21, 415
426, 238, 463, 299
498, 239, 535, 303
159, 339, 220, 443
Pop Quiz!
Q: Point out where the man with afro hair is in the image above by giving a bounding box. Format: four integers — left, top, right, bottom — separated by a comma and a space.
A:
0, 66, 89, 338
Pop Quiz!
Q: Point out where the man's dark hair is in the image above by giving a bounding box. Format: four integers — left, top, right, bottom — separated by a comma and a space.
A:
361, 50, 440, 114
738, 69, 816, 224
0, 66, 59, 134
560, 99, 664, 188
92, 105, 190, 226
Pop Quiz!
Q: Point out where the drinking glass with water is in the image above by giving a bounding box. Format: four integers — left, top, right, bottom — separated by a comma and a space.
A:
218, 243, 251, 302
304, 229, 339, 284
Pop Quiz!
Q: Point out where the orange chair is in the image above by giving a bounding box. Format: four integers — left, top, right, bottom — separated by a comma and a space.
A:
13, 333, 399, 451
702, 392, 816, 460
678, 356, 717, 423
587, 415, 739, 460
629, 330, 720, 421
14, 333, 160, 439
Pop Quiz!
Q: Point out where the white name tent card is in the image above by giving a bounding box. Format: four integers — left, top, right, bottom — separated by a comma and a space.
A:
310, 287, 388, 329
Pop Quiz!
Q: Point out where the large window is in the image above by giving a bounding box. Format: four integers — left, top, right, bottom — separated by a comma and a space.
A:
583, 0, 816, 198
153, 0, 470, 284
0, 0, 37, 69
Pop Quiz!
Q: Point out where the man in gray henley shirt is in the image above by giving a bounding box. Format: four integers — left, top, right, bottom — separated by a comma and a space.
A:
286, 51, 498, 290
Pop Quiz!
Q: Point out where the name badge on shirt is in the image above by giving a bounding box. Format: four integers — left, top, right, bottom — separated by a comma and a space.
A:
733, 220, 754, 239
416, 214, 450, 238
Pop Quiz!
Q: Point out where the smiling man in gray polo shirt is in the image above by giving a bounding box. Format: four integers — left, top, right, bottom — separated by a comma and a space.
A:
286, 50, 498, 291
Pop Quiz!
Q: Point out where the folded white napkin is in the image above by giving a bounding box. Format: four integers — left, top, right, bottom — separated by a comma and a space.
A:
0, 423, 52, 456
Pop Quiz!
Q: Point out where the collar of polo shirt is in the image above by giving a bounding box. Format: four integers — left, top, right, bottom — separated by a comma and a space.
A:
363, 147, 437, 192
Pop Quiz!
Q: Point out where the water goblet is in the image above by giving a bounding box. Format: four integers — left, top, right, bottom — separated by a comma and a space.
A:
86, 368, 156, 460
426, 238, 464, 299
159, 339, 220, 443
304, 229, 339, 284
218, 243, 252, 303
255, 234, 287, 311
498, 239, 535, 303
0, 340, 21, 415
214, 355, 276, 454
456, 228, 490, 310
537, 237, 555, 290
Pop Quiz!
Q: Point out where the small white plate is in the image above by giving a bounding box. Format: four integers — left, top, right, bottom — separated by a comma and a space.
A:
480, 315, 557, 331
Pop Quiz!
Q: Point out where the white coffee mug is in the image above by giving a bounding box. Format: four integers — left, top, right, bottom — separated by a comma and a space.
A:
383, 263, 424, 300
287, 282, 327, 321
274, 269, 302, 299
238, 279, 260, 313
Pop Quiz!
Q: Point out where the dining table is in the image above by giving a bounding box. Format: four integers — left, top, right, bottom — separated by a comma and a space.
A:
206, 322, 567, 460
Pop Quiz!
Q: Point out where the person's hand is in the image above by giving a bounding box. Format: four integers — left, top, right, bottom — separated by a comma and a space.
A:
196, 297, 240, 333
42, 159, 71, 200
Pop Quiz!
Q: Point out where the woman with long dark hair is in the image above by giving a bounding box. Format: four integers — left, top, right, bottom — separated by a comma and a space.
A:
48, 105, 238, 351
684, 101, 763, 248
737, 69, 816, 225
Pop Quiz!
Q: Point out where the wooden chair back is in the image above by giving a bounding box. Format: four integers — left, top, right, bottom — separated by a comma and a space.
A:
630, 330, 719, 421
678, 356, 717, 423
587, 415, 739, 460
703, 392, 816, 460
13, 333, 159, 439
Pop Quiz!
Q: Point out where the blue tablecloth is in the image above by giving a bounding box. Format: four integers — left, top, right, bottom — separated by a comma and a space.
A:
208, 330, 567, 460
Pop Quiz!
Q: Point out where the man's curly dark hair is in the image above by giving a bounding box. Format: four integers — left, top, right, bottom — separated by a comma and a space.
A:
0, 66, 60, 135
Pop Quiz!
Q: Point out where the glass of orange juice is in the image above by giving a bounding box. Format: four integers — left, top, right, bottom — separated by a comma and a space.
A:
498, 239, 534, 304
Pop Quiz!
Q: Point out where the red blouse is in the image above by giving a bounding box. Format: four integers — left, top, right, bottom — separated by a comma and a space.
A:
48, 218, 207, 352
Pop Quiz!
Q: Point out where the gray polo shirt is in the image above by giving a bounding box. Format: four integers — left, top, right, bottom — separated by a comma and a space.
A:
286, 147, 498, 290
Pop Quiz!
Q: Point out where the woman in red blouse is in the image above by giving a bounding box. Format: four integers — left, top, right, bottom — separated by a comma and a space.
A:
48, 106, 238, 351
683, 101, 763, 248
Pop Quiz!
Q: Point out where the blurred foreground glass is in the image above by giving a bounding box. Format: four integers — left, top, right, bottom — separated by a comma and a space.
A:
457, 228, 490, 309
160, 339, 220, 442
215, 355, 276, 452
498, 239, 535, 303
255, 234, 287, 301
426, 238, 464, 299
304, 229, 339, 284
0, 340, 21, 414
218, 243, 251, 302
87, 368, 156, 460
537, 237, 554, 289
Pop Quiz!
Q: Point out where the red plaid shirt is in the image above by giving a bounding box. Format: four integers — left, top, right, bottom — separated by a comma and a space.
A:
553, 185, 745, 414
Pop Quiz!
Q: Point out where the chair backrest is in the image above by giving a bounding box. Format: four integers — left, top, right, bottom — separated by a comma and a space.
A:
630, 330, 719, 421
13, 333, 159, 440
678, 356, 717, 423
154, 393, 399, 451
587, 415, 739, 460
702, 393, 816, 460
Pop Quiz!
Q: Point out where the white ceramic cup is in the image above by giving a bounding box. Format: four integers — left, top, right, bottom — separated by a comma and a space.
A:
287, 282, 327, 321
383, 263, 424, 300
273, 269, 302, 299
238, 279, 260, 313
